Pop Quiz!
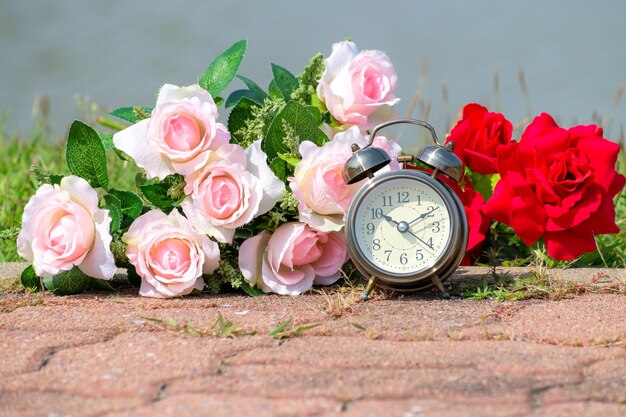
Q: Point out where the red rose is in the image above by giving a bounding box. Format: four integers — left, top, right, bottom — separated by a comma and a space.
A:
443, 177, 491, 265
483, 113, 626, 260
445, 103, 513, 175
407, 165, 490, 265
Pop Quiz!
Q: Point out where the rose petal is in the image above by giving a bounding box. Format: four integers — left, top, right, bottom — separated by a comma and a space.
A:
113, 119, 173, 179
78, 208, 116, 280
239, 232, 270, 287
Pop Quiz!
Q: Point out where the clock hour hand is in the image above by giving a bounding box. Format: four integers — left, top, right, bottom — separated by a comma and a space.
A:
381, 213, 399, 226
408, 206, 439, 226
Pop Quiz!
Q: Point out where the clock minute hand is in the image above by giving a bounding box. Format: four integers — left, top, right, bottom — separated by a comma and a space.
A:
405, 228, 435, 254
408, 206, 439, 226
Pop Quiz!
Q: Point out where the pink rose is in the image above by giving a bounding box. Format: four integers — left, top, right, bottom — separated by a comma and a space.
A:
238, 222, 347, 295
289, 126, 401, 231
317, 41, 399, 128
122, 209, 220, 298
17, 176, 116, 279
182, 140, 285, 243
113, 84, 230, 179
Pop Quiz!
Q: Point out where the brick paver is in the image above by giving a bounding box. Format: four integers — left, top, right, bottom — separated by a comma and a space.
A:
0, 263, 624, 417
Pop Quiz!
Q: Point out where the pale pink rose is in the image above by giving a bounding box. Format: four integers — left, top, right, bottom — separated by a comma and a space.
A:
122, 209, 219, 298
289, 126, 401, 232
17, 176, 116, 279
317, 41, 399, 128
182, 140, 285, 243
238, 222, 347, 295
113, 84, 230, 179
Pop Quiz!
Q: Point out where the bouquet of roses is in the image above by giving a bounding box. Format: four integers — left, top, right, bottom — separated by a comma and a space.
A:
14, 39, 625, 298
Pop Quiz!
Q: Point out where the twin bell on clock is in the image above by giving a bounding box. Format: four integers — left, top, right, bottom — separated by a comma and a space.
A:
342, 119, 469, 300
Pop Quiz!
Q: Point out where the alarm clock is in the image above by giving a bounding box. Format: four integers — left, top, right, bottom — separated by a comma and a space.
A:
343, 119, 468, 299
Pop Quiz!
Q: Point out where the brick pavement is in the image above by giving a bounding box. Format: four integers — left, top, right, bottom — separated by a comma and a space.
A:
0, 263, 624, 417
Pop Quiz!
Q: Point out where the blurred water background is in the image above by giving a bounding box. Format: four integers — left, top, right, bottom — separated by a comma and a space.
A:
1, 0, 625, 148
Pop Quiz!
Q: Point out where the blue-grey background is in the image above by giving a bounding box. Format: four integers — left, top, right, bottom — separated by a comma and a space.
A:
1, 0, 625, 144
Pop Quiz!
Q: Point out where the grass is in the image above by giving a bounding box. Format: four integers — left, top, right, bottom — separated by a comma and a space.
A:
451, 266, 626, 301
0, 111, 138, 262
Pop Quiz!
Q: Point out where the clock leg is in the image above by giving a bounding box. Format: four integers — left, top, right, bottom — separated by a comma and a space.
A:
430, 274, 450, 299
361, 276, 378, 301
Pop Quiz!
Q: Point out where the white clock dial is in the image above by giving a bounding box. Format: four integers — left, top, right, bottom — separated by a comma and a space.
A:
353, 177, 452, 275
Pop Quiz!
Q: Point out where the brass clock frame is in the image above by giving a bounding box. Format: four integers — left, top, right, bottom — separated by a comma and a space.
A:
342, 119, 469, 299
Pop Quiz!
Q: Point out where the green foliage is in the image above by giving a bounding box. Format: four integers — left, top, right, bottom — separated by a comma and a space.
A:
110, 106, 153, 124
236, 75, 266, 95
228, 97, 261, 143
108, 189, 143, 229
139, 174, 185, 212
291, 53, 325, 105
225, 89, 266, 108
465, 169, 499, 201
234, 97, 286, 149
263, 101, 328, 180
208, 243, 246, 293
65, 120, 109, 189
268, 80, 283, 99
258, 189, 300, 232
103, 193, 122, 233
20, 265, 41, 292
43, 267, 91, 295
199, 40, 247, 98
271, 63, 299, 100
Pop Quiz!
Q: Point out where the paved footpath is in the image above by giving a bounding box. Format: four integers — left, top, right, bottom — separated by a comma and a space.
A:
0, 263, 625, 417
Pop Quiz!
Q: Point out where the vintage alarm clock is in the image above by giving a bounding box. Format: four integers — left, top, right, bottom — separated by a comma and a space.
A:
343, 119, 468, 299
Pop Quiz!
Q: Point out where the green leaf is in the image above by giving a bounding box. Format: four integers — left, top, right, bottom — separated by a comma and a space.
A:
278, 153, 301, 167
268, 80, 282, 99
104, 194, 122, 233
236, 281, 263, 297
305, 106, 322, 125
199, 40, 247, 97
228, 97, 261, 143
140, 176, 183, 212
263, 101, 329, 162
271, 63, 299, 99
49, 175, 63, 185
100, 133, 114, 151
268, 319, 292, 337
110, 107, 153, 124
236, 75, 266, 95
466, 170, 500, 201
225, 89, 267, 108
109, 189, 143, 228
65, 120, 109, 189
269, 158, 288, 182
126, 266, 142, 288
43, 267, 91, 295
20, 265, 41, 292
110, 107, 137, 123
88, 278, 116, 292
214, 97, 224, 107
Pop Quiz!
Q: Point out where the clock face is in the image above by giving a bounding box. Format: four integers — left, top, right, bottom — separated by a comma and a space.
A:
353, 176, 453, 276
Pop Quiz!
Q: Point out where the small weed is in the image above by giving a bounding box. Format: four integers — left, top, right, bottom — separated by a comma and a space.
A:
0, 276, 24, 293
141, 312, 256, 338
0, 296, 45, 313
456, 269, 622, 301
446, 328, 466, 341
268, 318, 321, 340
318, 288, 360, 319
